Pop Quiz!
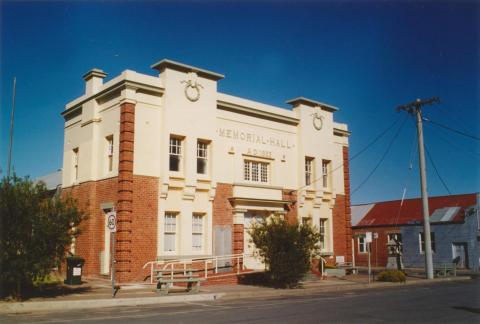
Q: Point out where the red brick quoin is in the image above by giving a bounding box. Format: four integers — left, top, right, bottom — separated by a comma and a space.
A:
332, 146, 353, 263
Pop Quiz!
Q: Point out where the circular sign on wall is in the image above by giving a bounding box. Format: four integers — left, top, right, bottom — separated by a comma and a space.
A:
107, 211, 117, 233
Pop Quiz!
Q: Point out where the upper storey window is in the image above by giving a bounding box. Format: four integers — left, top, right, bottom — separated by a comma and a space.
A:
72, 148, 79, 181
106, 135, 114, 173
169, 136, 182, 172
244, 160, 269, 183
322, 160, 330, 188
197, 140, 209, 175
305, 157, 314, 186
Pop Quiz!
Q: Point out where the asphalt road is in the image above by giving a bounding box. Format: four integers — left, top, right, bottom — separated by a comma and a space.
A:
3, 279, 479, 323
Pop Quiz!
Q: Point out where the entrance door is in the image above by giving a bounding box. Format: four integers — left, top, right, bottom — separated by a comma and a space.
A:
452, 243, 468, 269
244, 211, 266, 270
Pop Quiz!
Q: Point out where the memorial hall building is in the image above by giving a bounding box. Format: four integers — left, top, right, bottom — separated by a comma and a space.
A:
61, 59, 352, 282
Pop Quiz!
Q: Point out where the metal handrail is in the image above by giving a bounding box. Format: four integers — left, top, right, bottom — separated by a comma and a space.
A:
142, 253, 251, 284
318, 256, 327, 276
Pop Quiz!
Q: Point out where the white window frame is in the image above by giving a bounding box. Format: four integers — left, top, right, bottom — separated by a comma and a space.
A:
106, 135, 114, 173
244, 160, 269, 183
419, 232, 436, 254
164, 213, 178, 253
358, 235, 367, 253
169, 136, 183, 172
305, 157, 314, 186
197, 140, 209, 175
319, 219, 327, 249
322, 160, 330, 188
192, 214, 204, 252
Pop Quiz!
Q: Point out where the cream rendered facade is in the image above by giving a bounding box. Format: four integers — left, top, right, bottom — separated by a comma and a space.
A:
61, 59, 351, 281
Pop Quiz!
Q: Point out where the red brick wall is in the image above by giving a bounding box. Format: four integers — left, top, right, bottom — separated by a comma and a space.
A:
129, 175, 159, 281
282, 189, 298, 224
212, 183, 235, 255
213, 183, 233, 226
62, 177, 118, 276
62, 174, 159, 282
332, 146, 353, 263
352, 227, 400, 267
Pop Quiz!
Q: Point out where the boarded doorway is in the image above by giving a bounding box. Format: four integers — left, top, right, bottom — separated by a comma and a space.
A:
214, 225, 232, 272
452, 242, 469, 269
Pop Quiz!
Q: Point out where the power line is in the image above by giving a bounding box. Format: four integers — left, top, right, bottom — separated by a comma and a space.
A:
423, 117, 480, 141
424, 122, 480, 161
424, 144, 452, 195
351, 116, 409, 196
292, 115, 404, 194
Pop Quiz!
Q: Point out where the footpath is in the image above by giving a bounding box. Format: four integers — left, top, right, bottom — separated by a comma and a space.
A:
0, 273, 472, 314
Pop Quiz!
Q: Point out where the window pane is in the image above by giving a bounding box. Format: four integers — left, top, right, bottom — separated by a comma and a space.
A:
197, 158, 206, 174
252, 162, 258, 181
322, 160, 329, 187
164, 233, 175, 252
305, 158, 313, 186
260, 163, 268, 182
197, 142, 207, 158
169, 137, 182, 172
170, 155, 180, 171
192, 234, 202, 251
244, 161, 251, 180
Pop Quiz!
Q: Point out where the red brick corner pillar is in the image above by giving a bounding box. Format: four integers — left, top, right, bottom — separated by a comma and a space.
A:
343, 145, 353, 262
233, 224, 244, 255
116, 101, 135, 282
232, 210, 245, 271
282, 189, 298, 224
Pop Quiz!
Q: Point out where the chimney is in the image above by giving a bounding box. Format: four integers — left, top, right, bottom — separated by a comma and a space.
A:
83, 68, 107, 96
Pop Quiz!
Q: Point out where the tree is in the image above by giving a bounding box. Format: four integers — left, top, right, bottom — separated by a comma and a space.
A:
0, 175, 85, 299
249, 217, 321, 288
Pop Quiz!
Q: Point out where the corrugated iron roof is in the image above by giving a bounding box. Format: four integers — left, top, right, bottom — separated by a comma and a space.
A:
352, 193, 478, 228
35, 170, 62, 191
351, 203, 375, 226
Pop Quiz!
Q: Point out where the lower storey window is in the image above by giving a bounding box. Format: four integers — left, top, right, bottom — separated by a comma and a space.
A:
319, 219, 327, 249
419, 232, 436, 253
192, 214, 204, 252
164, 213, 177, 252
358, 235, 367, 253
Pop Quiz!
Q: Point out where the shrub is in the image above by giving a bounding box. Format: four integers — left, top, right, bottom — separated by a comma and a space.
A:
0, 175, 85, 299
249, 217, 321, 288
377, 270, 406, 283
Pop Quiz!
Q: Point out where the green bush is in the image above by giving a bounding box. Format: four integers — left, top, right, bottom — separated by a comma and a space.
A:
377, 270, 406, 282
249, 217, 321, 288
0, 175, 85, 299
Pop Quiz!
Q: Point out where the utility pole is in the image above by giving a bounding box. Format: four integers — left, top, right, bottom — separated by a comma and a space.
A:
397, 97, 440, 279
7, 77, 17, 178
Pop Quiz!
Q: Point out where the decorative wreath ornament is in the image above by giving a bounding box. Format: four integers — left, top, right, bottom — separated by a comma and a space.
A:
181, 72, 203, 102
312, 107, 324, 130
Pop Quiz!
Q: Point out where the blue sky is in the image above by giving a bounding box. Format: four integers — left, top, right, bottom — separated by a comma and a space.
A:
1, 1, 478, 204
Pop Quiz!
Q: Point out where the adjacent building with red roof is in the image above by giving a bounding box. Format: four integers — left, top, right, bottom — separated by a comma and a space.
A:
351, 193, 479, 271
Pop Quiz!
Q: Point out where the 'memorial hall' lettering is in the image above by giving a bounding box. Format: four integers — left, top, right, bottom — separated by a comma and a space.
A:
217, 128, 293, 149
